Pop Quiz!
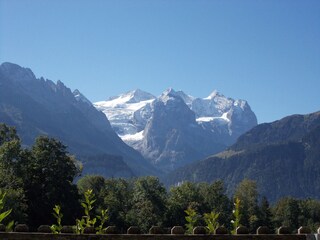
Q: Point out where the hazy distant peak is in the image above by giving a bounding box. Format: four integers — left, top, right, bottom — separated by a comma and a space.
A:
126, 89, 155, 103
0, 62, 25, 72
160, 87, 176, 97
234, 99, 249, 109
73, 89, 81, 95
159, 88, 180, 103
160, 88, 183, 98
131, 88, 150, 96
159, 88, 194, 107
57, 80, 66, 88
205, 90, 224, 99
107, 89, 155, 103
0, 62, 36, 81
175, 90, 194, 106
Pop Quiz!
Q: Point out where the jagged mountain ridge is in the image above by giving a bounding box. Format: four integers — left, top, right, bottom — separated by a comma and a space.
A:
94, 88, 257, 172
0, 62, 157, 177
165, 111, 320, 202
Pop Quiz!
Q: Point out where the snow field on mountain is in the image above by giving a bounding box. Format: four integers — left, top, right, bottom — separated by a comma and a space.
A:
94, 88, 255, 145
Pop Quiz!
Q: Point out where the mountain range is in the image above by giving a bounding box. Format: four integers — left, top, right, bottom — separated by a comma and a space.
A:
1, 62, 257, 177
0, 62, 156, 177
2, 62, 319, 202
95, 88, 257, 172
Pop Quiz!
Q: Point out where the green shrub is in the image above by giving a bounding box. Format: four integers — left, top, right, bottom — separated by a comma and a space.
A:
231, 198, 241, 234
204, 211, 220, 234
75, 189, 109, 234
50, 205, 63, 234
0, 190, 13, 232
184, 207, 200, 234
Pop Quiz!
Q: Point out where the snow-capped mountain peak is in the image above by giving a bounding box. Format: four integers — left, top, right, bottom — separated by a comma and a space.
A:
176, 90, 194, 106
99, 89, 155, 109
159, 88, 178, 103
205, 90, 221, 99
108, 89, 155, 104
94, 88, 257, 172
160, 87, 180, 99
234, 99, 248, 109
94, 89, 155, 138
123, 88, 155, 103
159, 88, 194, 106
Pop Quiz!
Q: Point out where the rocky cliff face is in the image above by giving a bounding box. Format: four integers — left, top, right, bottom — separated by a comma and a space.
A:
0, 62, 156, 177
95, 88, 257, 172
133, 89, 226, 172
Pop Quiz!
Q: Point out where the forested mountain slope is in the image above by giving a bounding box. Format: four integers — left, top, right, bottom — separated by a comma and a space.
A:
166, 111, 320, 202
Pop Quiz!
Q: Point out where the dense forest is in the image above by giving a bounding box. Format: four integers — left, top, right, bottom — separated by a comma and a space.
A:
1, 123, 320, 233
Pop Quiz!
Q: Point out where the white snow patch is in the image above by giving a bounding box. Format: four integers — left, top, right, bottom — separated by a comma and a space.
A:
196, 113, 230, 123
127, 99, 154, 111
204, 90, 219, 100
221, 112, 230, 121
121, 131, 144, 141
196, 117, 216, 122
94, 95, 131, 108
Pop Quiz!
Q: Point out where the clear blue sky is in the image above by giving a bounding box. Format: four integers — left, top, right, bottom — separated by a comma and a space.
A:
1, 0, 319, 123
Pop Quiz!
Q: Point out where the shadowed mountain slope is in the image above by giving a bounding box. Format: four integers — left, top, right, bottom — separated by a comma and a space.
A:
165, 111, 320, 202
0, 62, 157, 177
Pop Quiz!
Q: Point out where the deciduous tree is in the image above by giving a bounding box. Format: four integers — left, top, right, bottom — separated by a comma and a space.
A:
23, 136, 81, 229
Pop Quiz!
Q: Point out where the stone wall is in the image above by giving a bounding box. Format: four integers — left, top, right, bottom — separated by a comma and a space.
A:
0, 232, 318, 240
0, 225, 320, 240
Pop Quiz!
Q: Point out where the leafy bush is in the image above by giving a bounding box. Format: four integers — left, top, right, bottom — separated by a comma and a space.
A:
231, 198, 241, 234
50, 205, 63, 234
0, 190, 13, 231
75, 189, 109, 234
184, 207, 200, 234
204, 211, 220, 234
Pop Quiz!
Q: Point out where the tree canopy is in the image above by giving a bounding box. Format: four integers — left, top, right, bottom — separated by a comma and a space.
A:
0, 124, 81, 229
1, 123, 320, 233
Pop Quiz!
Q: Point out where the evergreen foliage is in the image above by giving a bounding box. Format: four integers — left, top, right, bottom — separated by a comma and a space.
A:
167, 182, 200, 226
234, 179, 260, 232
259, 196, 274, 230
127, 176, 167, 233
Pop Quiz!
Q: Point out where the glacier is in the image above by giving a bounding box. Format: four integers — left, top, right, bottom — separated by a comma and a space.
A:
94, 88, 255, 144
